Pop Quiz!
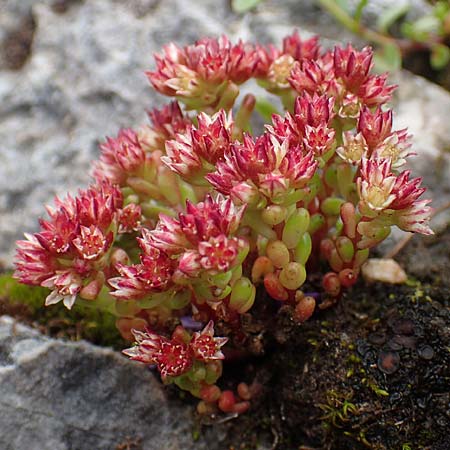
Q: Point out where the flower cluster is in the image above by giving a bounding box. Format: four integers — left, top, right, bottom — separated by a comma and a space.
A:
15, 32, 432, 415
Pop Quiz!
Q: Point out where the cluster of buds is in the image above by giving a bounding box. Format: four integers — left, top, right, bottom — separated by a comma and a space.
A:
15, 32, 432, 414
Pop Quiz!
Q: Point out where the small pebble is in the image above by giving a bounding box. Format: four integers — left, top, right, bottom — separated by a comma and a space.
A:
362, 258, 407, 284
387, 339, 403, 351
368, 331, 386, 345
356, 339, 371, 356
377, 350, 400, 374
392, 334, 417, 349
393, 318, 415, 335
418, 345, 434, 360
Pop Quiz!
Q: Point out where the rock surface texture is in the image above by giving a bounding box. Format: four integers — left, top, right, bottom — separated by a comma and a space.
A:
0, 0, 449, 264
0, 316, 227, 450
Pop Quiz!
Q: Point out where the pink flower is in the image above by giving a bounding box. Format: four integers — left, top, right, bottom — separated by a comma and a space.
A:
336, 131, 368, 165
41, 270, 83, 309
163, 109, 233, 180
93, 129, 146, 185
123, 328, 192, 378
147, 36, 258, 103
357, 73, 396, 107
207, 132, 318, 204
139, 101, 191, 152
394, 200, 433, 235
357, 107, 393, 150
148, 195, 247, 280
14, 183, 123, 308
72, 225, 113, 261
256, 31, 320, 78
357, 158, 433, 234
109, 232, 174, 300
197, 234, 241, 272
358, 158, 397, 213
272, 94, 335, 147
303, 123, 335, 157
118, 203, 142, 234
190, 320, 228, 361
152, 194, 245, 254
372, 130, 413, 168
333, 45, 373, 91
288, 59, 328, 95
14, 233, 57, 285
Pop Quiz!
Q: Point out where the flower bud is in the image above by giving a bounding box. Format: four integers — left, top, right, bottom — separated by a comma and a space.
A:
116, 317, 148, 341
336, 236, 354, 263
266, 240, 290, 268
261, 205, 288, 226
229, 277, 256, 313
279, 262, 306, 290
264, 272, 289, 301
293, 296, 316, 323
110, 248, 130, 267
79, 278, 103, 301
294, 232, 312, 265
171, 325, 191, 344
251, 256, 274, 283
282, 208, 310, 249
322, 272, 341, 297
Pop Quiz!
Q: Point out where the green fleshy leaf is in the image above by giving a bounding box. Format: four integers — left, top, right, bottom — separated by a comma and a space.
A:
430, 43, 450, 70
376, 3, 410, 33
401, 15, 440, 42
231, 0, 263, 14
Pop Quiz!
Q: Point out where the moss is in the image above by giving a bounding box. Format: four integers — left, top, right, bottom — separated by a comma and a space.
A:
0, 272, 124, 349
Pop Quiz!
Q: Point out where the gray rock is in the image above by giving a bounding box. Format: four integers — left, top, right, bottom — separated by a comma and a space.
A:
0, 315, 228, 450
0, 0, 449, 267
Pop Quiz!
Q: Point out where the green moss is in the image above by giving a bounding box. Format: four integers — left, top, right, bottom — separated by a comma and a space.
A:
0, 272, 123, 348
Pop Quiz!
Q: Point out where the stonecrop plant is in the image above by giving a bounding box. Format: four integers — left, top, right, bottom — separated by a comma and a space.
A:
15, 32, 432, 415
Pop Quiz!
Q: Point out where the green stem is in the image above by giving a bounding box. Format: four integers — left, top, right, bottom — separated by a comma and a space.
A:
317, 0, 395, 48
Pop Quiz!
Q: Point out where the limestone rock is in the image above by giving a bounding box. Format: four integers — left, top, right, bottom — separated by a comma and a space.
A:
0, 315, 227, 450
